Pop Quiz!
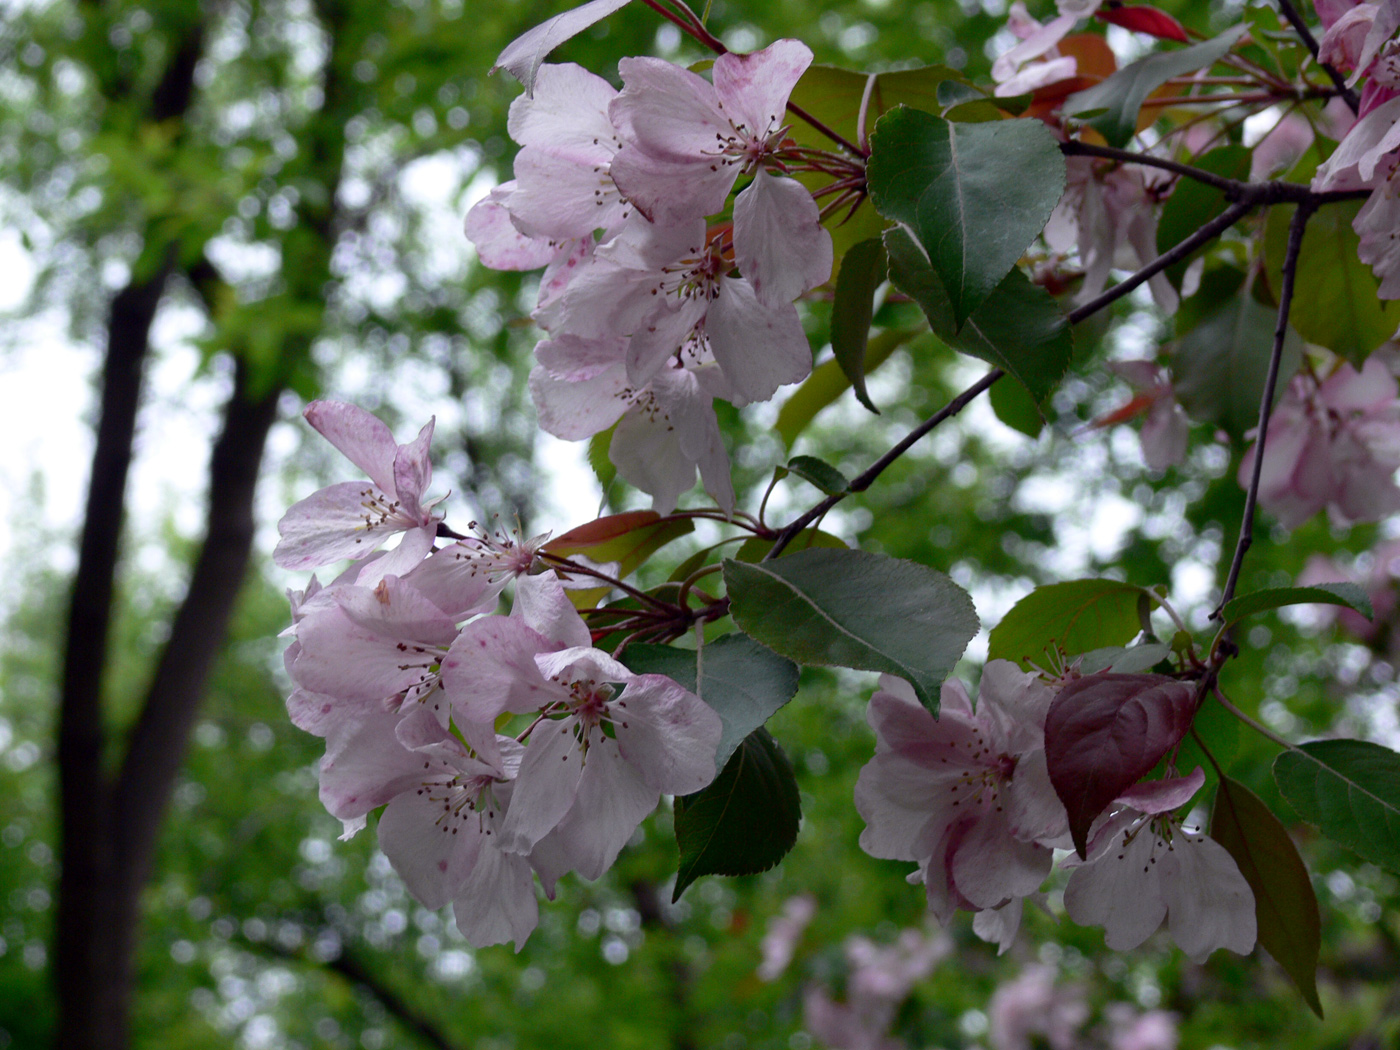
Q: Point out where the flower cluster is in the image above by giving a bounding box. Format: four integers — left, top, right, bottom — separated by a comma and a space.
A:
1241, 356, 1400, 529
277, 402, 721, 948
467, 41, 834, 513
855, 663, 1256, 961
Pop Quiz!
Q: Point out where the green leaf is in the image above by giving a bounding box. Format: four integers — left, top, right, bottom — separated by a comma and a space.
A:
1173, 286, 1302, 439
1275, 739, 1400, 875
867, 107, 1065, 326
989, 579, 1152, 670
733, 530, 848, 562
775, 328, 917, 447
786, 455, 850, 496
672, 727, 801, 901
886, 226, 1072, 404
724, 548, 978, 712
545, 511, 694, 608
988, 369, 1045, 438
588, 425, 617, 489
789, 63, 974, 147
1063, 26, 1248, 147
1211, 776, 1323, 1018
831, 237, 888, 413
1155, 145, 1251, 289
1264, 201, 1400, 365
1222, 583, 1374, 627
622, 634, 801, 772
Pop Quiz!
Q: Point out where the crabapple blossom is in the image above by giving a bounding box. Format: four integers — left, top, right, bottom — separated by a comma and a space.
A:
1096, 360, 1190, 471
1062, 768, 1256, 962
854, 665, 1066, 936
528, 335, 736, 513
274, 401, 444, 579
1240, 356, 1400, 528
1045, 157, 1179, 315
987, 964, 1089, 1050
541, 213, 814, 402
443, 574, 722, 881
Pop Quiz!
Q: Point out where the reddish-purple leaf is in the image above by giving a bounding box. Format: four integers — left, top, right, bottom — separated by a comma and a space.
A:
1095, 4, 1190, 43
1045, 673, 1197, 857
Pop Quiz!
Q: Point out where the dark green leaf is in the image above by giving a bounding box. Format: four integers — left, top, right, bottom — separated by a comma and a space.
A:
831, 238, 888, 413
724, 548, 978, 712
1063, 26, 1247, 146
1223, 583, 1374, 627
868, 107, 1065, 326
622, 634, 800, 772
672, 727, 801, 900
989, 579, 1152, 670
1264, 201, 1400, 365
1275, 739, 1400, 875
1173, 287, 1302, 439
1211, 776, 1323, 1018
1155, 146, 1251, 289
786, 455, 850, 496
885, 226, 1072, 404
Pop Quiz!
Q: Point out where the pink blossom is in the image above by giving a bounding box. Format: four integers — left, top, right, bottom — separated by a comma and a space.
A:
1106, 1005, 1179, 1050
757, 894, 817, 981
802, 928, 948, 1050
542, 213, 813, 402
855, 666, 1066, 932
607, 41, 832, 303
1046, 157, 1178, 315
1299, 539, 1400, 641
1240, 357, 1400, 528
274, 402, 443, 578
528, 335, 737, 513
1096, 361, 1190, 471
443, 574, 721, 879
1062, 768, 1256, 962
987, 964, 1089, 1050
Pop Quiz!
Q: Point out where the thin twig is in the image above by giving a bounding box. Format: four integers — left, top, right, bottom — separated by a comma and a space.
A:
765, 370, 1003, 559
538, 551, 675, 611
1213, 685, 1298, 751
787, 100, 867, 157
1212, 199, 1316, 621
1061, 140, 1370, 207
1274, 0, 1361, 112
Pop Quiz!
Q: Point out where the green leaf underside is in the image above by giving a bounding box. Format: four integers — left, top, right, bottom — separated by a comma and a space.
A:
1211, 776, 1323, 1017
724, 548, 979, 713
1063, 26, 1248, 147
1156, 146, 1251, 289
988, 579, 1150, 670
672, 727, 801, 901
1173, 287, 1303, 439
776, 328, 916, 447
786, 455, 851, 496
988, 361, 1046, 437
1265, 201, 1400, 365
1274, 739, 1400, 876
621, 634, 800, 773
885, 226, 1072, 404
1222, 583, 1374, 627
831, 237, 888, 413
868, 107, 1066, 326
